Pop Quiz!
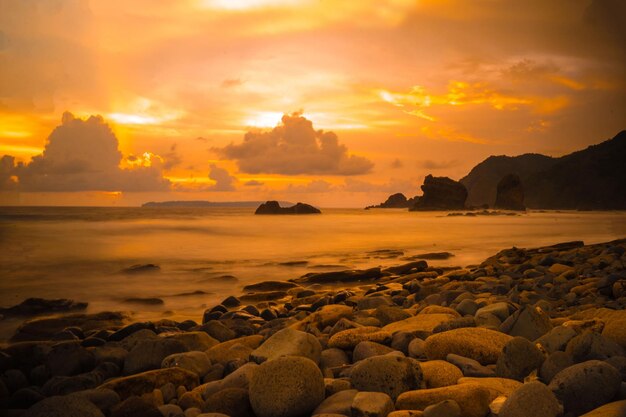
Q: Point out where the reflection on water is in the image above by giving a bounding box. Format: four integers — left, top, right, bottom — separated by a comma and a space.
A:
1, 206, 625, 333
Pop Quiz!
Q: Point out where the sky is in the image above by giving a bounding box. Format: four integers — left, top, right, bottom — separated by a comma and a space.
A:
0, 0, 624, 207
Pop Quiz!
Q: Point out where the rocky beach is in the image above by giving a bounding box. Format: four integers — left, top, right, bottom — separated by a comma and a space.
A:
0, 238, 625, 417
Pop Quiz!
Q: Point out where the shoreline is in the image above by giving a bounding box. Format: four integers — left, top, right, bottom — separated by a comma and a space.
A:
1, 238, 625, 416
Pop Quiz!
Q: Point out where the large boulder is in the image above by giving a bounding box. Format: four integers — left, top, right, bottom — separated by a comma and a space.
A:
248, 356, 325, 417
424, 327, 512, 365
494, 174, 525, 211
495, 336, 545, 381
255, 201, 321, 215
350, 355, 423, 400
410, 175, 467, 211
548, 360, 621, 415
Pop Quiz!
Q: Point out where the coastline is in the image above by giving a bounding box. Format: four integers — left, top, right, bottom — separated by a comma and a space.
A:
1, 238, 625, 416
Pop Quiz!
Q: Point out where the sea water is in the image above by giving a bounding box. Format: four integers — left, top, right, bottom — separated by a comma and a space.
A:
1, 206, 625, 340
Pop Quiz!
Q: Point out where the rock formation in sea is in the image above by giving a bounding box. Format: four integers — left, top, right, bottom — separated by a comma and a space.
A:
494, 174, 525, 211
461, 130, 626, 209
409, 175, 468, 211
254, 200, 321, 214
365, 193, 419, 209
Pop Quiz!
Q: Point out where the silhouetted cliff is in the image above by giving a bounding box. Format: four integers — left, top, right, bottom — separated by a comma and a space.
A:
461, 131, 626, 209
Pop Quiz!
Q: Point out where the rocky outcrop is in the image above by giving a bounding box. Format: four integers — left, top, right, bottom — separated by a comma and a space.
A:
0, 298, 88, 317
365, 193, 418, 209
254, 201, 321, 214
494, 174, 525, 211
410, 175, 467, 211
461, 130, 626, 209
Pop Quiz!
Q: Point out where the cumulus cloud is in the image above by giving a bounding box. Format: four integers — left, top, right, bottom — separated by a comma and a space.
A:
1, 112, 170, 192
162, 144, 182, 170
208, 164, 237, 191
218, 113, 374, 175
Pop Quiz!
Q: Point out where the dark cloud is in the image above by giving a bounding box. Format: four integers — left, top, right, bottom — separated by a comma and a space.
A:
2, 112, 170, 192
208, 164, 236, 191
162, 143, 182, 170
1, 155, 18, 191
584, 0, 626, 54
244, 180, 264, 186
218, 113, 374, 175
420, 159, 461, 170
390, 158, 403, 169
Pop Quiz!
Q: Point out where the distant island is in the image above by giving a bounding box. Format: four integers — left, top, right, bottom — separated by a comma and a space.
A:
142, 200, 294, 208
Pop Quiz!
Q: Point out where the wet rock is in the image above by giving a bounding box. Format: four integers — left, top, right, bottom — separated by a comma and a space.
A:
198, 321, 236, 342
109, 322, 156, 342
313, 389, 358, 416
162, 352, 211, 376
121, 264, 161, 274
578, 400, 626, 416
165, 332, 219, 352
248, 356, 325, 417
41, 362, 120, 396
159, 404, 184, 417
290, 304, 354, 332
293, 268, 382, 285
500, 305, 552, 341
110, 395, 162, 417
396, 385, 491, 417
250, 328, 322, 364
424, 327, 512, 364
423, 399, 461, 417
70, 388, 121, 414
328, 327, 392, 349
243, 281, 300, 292
353, 341, 396, 362
321, 348, 350, 370
12, 312, 128, 342
445, 354, 495, 377
498, 381, 561, 417
408, 338, 426, 359
455, 299, 478, 316
123, 297, 164, 305
124, 338, 188, 375
0, 298, 88, 317
539, 351, 574, 384
603, 312, 626, 349
350, 354, 423, 400
535, 326, 577, 353
42, 340, 95, 377
456, 377, 522, 399
548, 360, 621, 415
565, 331, 624, 362
605, 356, 626, 381
351, 391, 395, 417
202, 388, 252, 417
420, 360, 463, 388
205, 335, 263, 364
23, 394, 105, 417
98, 368, 199, 400
496, 336, 545, 381
383, 314, 457, 338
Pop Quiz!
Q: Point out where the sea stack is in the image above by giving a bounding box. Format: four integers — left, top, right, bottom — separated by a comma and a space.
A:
255, 201, 321, 214
410, 175, 468, 211
494, 174, 526, 211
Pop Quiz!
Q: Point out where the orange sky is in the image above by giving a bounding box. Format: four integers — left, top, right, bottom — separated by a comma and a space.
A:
1, 0, 625, 206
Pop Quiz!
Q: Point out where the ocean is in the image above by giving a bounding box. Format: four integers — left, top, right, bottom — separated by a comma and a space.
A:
1, 206, 625, 340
